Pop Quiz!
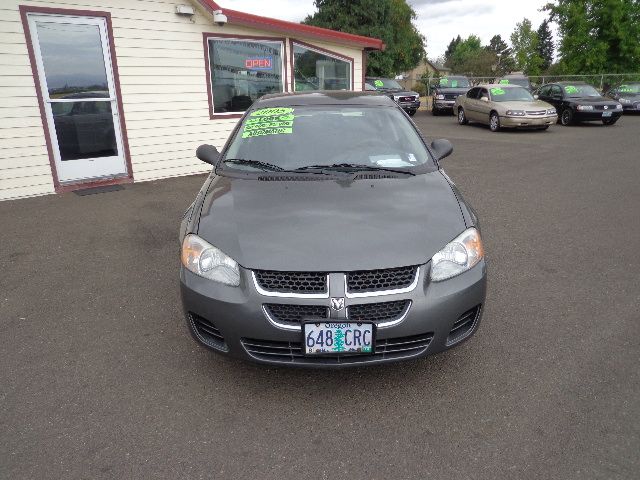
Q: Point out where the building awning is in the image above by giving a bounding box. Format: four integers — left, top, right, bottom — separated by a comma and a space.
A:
195, 0, 385, 51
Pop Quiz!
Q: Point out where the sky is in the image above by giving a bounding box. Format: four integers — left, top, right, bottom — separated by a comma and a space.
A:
229, 0, 552, 60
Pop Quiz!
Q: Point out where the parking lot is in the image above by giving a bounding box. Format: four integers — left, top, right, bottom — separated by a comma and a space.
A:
1, 113, 639, 479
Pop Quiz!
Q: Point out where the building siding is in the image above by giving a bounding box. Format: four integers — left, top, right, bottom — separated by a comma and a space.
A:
0, 0, 366, 200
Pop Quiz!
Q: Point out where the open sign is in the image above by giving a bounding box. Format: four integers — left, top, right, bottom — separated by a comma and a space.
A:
245, 57, 273, 70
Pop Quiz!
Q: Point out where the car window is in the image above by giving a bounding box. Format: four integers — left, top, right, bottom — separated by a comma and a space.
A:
222, 105, 435, 173
615, 83, 640, 93
489, 86, 533, 102
466, 87, 480, 99
366, 78, 402, 90
538, 85, 551, 96
480, 89, 489, 99
551, 85, 563, 97
440, 77, 470, 88
563, 84, 600, 97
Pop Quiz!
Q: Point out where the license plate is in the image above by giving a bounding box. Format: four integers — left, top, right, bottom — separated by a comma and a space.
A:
303, 321, 374, 355
602, 111, 612, 117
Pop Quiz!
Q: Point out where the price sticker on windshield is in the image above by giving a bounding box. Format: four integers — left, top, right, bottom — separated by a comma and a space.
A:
490, 88, 506, 96
242, 107, 296, 138
374, 80, 384, 87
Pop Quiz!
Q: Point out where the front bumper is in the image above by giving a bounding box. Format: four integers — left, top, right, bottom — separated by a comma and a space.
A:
434, 100, 456, 110
398, 101, 420, 112
180, 260, 487, 367
500, 115, 557, 128
574, 110, 623, 121
621, 102, 640, 111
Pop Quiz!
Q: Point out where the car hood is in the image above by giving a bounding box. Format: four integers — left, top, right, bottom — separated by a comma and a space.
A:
436, 88, 469, 95
382, 89, 419, 97
568, 96, 618, 105
494, 100, 553, 110
196, 172, 466, 271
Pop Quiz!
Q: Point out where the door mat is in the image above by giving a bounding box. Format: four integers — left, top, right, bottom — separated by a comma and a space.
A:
73, 184, 125, 196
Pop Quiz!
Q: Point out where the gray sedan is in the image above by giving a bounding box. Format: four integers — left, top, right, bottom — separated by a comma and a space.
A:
180, 91, 487, 367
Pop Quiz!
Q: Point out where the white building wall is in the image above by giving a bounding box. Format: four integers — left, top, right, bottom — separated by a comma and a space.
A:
0, 0, 366, 200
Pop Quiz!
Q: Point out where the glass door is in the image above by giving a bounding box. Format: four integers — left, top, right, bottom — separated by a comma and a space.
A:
27, 14, 127, 183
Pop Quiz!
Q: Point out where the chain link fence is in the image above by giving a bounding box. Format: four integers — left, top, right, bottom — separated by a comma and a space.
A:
413, 73, 640, 95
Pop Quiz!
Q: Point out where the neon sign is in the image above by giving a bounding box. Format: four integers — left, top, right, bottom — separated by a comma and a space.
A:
245, 57, 273, 70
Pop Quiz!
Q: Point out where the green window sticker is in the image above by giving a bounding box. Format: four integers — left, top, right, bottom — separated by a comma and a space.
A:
451, 80, 458, 87
242, 108, 295, 138
499, 79, 510, 84
490, 88, 505, 96
564, 85, 579, 94
618, 84, 633, 93
374, 80, 384, 87
439, 78, 449, 86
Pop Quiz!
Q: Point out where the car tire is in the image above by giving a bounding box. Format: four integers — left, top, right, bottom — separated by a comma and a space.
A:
431, 105, 439, 116
489, 112, 500, 132
408, 110, 416, 117
457, 107, 468, 125
602, 117, 618, 125
560, 108, 574, 126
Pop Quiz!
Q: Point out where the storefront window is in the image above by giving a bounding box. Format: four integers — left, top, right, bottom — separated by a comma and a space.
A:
208, 38, 284, 113
292, 44, 351, 92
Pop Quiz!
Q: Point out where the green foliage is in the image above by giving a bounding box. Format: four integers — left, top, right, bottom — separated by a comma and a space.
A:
544, 0, 640, 74
444, 35, 462, 63
536, 19, 554, 71
445, 35, 498, 75
486, 34, 516, 75
510, 18, 544, 75
304, 0, 426, 76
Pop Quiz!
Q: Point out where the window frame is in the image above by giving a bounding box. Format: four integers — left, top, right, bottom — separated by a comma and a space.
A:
203, 33, 288, 119
289, 39, 354, 92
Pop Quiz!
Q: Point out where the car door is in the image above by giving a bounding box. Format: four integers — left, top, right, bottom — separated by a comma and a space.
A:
547, 85, 563, 110
476, 88, 492, 123
463, 87, 481, 121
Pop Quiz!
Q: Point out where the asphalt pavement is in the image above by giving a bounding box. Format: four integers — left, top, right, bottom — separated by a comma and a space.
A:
1, 113, 639, 479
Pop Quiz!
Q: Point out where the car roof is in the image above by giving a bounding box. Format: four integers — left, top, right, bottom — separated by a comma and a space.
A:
255, 90, 396, 107
475, 84, 526, 89
556, 81, 588, 85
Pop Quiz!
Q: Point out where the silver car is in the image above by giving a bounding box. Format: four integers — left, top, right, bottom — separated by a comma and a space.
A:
455, 84, 557, 132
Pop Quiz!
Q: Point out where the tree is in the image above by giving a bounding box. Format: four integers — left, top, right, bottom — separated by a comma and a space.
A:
486, 34, 516, 75
304, 0, 426, 76
510, 18, 544, 75
536, 19, 554, 71
444, 35, 462, 63
445, 35, 497, 76
544, 0, 640, 74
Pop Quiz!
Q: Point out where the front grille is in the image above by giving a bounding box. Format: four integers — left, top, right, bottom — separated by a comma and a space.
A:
446, 305, 481, 346
241, 332, 433, 364
444, 93, 458, 100
347, 300, 410, 323
400, 96, 416, 102
188, 312, 227, 351
264, 303, 329, 324
525, 110, 547, 116
595, 105, 617, 111
346, 265, 417, 293
254, 270, 327, 294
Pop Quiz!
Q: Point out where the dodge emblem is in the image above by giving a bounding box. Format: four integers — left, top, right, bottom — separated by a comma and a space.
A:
330, 297, 345, 311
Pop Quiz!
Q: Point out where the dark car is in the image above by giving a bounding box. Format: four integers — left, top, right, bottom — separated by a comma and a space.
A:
536, 81, 623, 126
605, 82, 640, 112
180, 91, 487, 367
365, 77, 420, 116
496, 75, 533, 92
430, 76, 471, 116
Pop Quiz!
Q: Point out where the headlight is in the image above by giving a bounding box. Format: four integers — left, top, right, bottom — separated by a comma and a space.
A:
615, 103, 623, 109
436, 94, 445, 100
430, 228, 484, 282
393, 95, 401, 101
505, 110, 526, 116
547, 108, 557, 115
576, 105, 594, 111
181, 234, 240, 286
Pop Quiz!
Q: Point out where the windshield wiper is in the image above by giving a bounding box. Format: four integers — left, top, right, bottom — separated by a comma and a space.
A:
295, 163, 415, 176
223, 158, 285, 172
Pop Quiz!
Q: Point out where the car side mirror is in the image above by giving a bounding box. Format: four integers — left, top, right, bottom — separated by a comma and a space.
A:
431, 138, 453, 161
196, 144, 219, 165
533, 94, 539, 99
480, 96, 489, 102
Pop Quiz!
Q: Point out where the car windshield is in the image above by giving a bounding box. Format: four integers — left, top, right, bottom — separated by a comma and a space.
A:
615, 83, 640, 93
500, 78, 530, 88
221, 105, 433, 173
367, 78, 403, 90
563, 84, 600, 97
439, 77, 470, 88
489, 86, 534, 102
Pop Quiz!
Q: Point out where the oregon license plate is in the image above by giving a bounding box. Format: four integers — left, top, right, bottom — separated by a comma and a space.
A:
303, 322, 374, 355
602, 111, 612, 117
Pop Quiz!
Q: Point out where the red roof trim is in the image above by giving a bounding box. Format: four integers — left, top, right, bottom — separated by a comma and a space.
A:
196, 0, 384, 51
